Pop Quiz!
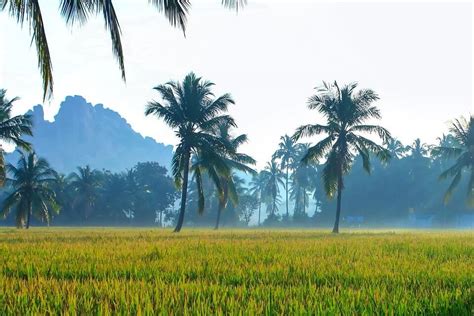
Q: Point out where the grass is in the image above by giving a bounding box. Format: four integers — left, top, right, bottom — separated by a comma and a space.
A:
0, 228, 472, 314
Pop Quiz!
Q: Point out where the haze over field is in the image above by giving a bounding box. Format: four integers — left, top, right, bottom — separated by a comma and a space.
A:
1, 1, 472, 168
0, 2, 473, 314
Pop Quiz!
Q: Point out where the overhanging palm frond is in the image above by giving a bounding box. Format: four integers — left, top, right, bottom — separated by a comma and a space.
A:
3, 0, 53, 100
221, 0, 247, 11
149, 0, 190, 34
59, 0, 90, 25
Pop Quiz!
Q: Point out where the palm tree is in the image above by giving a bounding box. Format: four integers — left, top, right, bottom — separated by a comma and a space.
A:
262, 159, 284, 221
407, 138, 430, 160
145, 72, 236, 232
293, 81, 391, 233
384, 138, 407, 159
272, 135, 298, 219
69, 165, 101, 222
290, 143, 317, 219
50, 172, 70, 213
193, 124, 255, 230
432, 116, 474, 206
1, 151, 59, 228
0, 89, 33, 187
249, 171, 270, 226
1, 0, 245, 100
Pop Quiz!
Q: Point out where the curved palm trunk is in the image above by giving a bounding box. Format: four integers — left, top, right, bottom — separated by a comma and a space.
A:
332, 173, 343, 234
174, 150, 190, 233
214, 204, 223, 230
285, 166, 289, 218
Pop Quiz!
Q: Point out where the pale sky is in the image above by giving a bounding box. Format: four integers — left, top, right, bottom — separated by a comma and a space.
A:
0, 1, 472, 169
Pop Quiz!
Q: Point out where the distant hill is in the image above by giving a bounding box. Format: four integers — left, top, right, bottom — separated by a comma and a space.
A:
6, 95, 173, 173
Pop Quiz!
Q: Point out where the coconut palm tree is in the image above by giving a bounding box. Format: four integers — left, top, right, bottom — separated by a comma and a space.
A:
69, 165, 102, 222
384, 138, 407, 159
272, 135, 298, 219
262, 159, 284, 221
249, 170, 270, 226
193, 124, 255, 230
1, 0, 245, 100
407, 138, 430, 160
0, 89, 33, 187
290, 143, 317, 219
432, 116, 474, 206
145, 72, 236, 232
1, 151, 59, 228
293, 81, 391, 233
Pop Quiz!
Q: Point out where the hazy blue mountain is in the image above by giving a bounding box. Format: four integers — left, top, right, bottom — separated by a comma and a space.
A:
6, 95, 173, 173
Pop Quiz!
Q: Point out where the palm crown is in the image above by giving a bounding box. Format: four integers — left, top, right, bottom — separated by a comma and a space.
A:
293, 81, 391, 197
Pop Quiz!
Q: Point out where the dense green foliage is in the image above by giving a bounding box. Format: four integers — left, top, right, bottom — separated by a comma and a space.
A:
1, 161, 177, 227
0, 229, 472, 314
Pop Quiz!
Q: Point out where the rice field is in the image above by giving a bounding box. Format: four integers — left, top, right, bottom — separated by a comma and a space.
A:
0, 228, 472, 315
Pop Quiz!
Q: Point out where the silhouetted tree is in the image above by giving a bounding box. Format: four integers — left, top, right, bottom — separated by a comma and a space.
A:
293, 81, 391, 233
249, 171, 269, 226
69, 166, 101, 222
272, 135, 298, 220
145, 72, 236, 232
1, 151, 58, 228
262, 159, 284, 224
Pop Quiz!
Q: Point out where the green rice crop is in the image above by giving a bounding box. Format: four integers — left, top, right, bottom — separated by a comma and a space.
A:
0, 229, 472, 315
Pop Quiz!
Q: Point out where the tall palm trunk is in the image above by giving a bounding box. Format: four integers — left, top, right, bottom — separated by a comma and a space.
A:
25, 200, 32, 229
272, 195, 276, 217
303, 190, 306, 214
214, 204, 223, 230
332, 172, 343, 234
258, 199, 261, 226
285, 166, 289, 218
174, 150, 190, 233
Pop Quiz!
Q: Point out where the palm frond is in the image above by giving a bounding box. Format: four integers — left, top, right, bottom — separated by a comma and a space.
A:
443, 169, 462, 204
148, 0, 190, 34
4, 0, 53, 99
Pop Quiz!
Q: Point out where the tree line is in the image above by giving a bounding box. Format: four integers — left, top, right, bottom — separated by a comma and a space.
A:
0, 74, 473, 232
